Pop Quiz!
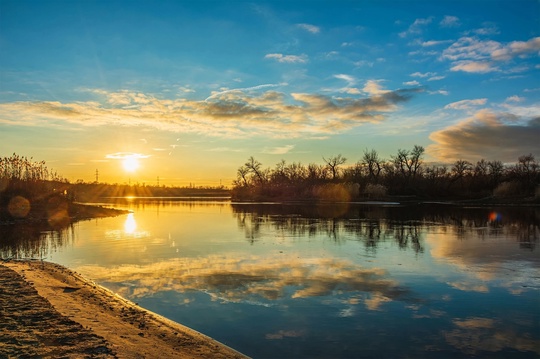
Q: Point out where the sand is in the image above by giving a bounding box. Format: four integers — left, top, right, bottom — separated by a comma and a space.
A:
0, 260, 249, 359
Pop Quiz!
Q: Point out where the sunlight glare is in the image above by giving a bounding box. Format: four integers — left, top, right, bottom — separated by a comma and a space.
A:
122, 157, 140, 172
124, 213, 137, 234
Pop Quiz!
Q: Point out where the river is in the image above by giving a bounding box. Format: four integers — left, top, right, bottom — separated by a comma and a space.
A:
1, 199, 539, 358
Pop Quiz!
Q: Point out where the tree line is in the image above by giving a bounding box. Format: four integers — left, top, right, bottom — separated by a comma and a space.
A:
231, 146, 540, 202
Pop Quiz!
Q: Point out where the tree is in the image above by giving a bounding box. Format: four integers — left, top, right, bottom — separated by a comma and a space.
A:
323, 154, 347, 180
362, 149, 383, 181
391, 145, 425, 180
244, 157, 265, 184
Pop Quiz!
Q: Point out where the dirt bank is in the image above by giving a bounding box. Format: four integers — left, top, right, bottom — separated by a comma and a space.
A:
0, 260, 249, 359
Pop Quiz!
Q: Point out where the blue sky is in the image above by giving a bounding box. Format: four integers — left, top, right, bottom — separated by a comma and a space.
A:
1, 0, 539, 185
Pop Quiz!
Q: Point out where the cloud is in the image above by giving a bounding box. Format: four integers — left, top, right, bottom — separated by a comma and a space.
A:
105, 152, 150, 159
362, 80, 390, 95
262, 145, 295, 155
473, 22, 500, 35
421, 40, 453, 47
297, 23, 320, 34
428, 110, 540, 162
440, 15, 460, 28
0, 87, 421, 139
505, 95, 525, 103
399, 17, 433, 38
441, 37, 502, 61
442, 36, 540, 73
450, 60, 497, 73
410, 72, 436, 78
427, 75, 445, 81
444, 98, 487, 110
334, 74, 356, 85
403, 80, 420, 86
491, 37, 540, 61
265, 53, 308, 63
205, 83, 286, 101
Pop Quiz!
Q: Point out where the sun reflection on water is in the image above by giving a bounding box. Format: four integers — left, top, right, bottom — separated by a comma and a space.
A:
124, 213, 137, 234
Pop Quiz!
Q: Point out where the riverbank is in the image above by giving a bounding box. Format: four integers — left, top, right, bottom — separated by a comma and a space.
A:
0, 260, 249, 359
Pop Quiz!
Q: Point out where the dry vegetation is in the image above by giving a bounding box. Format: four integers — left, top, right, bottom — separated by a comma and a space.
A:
232, 146, 540, 203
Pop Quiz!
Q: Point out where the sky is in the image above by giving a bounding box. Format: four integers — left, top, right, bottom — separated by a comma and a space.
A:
1, 0, 539, 186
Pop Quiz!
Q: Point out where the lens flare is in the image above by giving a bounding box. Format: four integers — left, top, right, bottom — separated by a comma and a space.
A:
488, 211, 501, 222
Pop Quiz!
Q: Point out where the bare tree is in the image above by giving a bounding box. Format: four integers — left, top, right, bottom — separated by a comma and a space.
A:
362, 149, 383, 181
392, 145, 424, 179
323, 154, 347, 180
244, 157, 265, 184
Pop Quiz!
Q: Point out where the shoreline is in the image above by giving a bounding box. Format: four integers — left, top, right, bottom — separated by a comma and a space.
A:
0, 259, 249, 359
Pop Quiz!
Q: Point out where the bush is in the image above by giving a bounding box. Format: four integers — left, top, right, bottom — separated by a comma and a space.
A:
493, 181, 523, 198
363, 183, 388, 199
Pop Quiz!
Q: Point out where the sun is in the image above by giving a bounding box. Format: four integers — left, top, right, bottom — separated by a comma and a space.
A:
122, 157, 140, 172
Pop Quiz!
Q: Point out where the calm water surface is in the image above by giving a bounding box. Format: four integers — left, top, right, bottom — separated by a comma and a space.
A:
1, 199, 539, 358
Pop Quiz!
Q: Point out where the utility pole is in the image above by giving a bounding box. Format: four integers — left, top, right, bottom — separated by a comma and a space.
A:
157, 176, 160, 187
95, 169, 99, 183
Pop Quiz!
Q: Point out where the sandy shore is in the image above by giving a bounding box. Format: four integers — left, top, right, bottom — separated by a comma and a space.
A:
0, 260, 249, 359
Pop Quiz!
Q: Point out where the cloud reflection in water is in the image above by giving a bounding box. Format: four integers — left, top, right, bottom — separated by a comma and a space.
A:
76, 256, 408, 311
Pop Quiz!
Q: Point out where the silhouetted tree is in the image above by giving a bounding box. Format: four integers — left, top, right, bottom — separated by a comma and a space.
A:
323, 154, 347, 180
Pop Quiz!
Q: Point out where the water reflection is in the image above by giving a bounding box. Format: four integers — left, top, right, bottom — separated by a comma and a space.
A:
0, 201, 539, 358
124, 213, 137, 234
76, 256, 410, 310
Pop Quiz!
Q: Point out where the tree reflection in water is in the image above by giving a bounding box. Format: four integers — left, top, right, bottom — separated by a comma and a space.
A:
231, 203, 539, 253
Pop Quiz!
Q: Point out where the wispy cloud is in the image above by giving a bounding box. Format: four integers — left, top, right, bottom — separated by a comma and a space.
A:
421, 40, 453, 47
450, 60, 497, 73
0, 87, 422, 139
410, 71, 436, 78
399, 17, 433, 38
205, 83, 287, 101
444, 98, 487, 110
265, 53, 308, 63
442, 36, 540, 73
403, 80, 420, 86
262, 145, 295, 155
105, 152, 151, 159
297, 23, 320, 34
472, 22, 500, 36
440, 15, 460, 28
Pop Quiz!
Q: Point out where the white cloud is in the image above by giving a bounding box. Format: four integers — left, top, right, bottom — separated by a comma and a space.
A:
442, 37, 502, 61
505, 95, 525, 103
440, 15, 460, 28
334, 74, 356, 84
491, 37, 540, 61
444, 98, 487, 110
450, 60, 497, 73
265, 53, 308, 63
442, 36, 539, 73
421, 40, 453, 47
399, 17, 434, 38
473, 22, 500, 35
428, 76, 446, 81
297, 23, 320, 34
403, 80, 420, 86
262, 145, 295, 155
410, 72, 436, 78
